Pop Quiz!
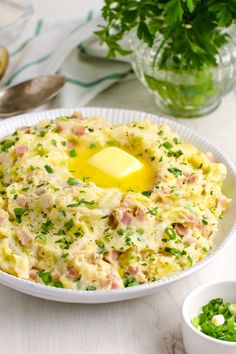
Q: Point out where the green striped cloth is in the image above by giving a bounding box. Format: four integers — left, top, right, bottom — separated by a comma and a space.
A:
2, 11, 132, 108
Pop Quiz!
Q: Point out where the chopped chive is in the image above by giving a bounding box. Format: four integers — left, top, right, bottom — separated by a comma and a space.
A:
67, 177, 79, 186
69, 149, 77, 157
44, 165, 54, 174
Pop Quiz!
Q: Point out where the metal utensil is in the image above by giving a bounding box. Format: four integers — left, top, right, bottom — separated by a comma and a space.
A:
0, 74, 66, 117
0, 46, 9, 81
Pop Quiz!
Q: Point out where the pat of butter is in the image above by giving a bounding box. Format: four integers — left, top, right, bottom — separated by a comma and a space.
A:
88, 147, 142, 178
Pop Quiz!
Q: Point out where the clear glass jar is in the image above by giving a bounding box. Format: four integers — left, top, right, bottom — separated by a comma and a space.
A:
129, 26, 236, 118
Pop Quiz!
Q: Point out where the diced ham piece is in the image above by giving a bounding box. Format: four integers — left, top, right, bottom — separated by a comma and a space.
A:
180, 211, 200, 226
187, 175, 198, 184
128, 266, 139, 275
121, 211, 133, 225
31, 245, 39, 257
56, 122, 67, 132
51, 268, 60, 281
206, 152, 214, 163
103, 251, 118, 264
110, 274, 122, 289
36, 189, 45, 196
18, 228, 32, 246
184, 172, 198, 184
216, 195, 227, 215
175, 224, 197, 245
16, 145, 27, 156
29, 268, 38, 281
72, 112, 83, 119
0, 216, 7, 224
67, 141, 74, 149
175, 224, 189, 236
67, 268, 78, 279
72, 126, 86, 136
134, 207, 145, 221
16, 197, 27, 207
183, 233, 197, 245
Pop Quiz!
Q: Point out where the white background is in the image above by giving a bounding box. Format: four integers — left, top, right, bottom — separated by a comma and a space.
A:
0, 1, 236, 353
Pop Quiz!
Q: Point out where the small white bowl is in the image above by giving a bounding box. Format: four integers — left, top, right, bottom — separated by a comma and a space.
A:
182, 280, 236, 354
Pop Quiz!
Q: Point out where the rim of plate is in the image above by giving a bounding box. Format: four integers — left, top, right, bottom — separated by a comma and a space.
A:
0, 107, 235, 301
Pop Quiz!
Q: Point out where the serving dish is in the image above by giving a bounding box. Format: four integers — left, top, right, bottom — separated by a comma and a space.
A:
182, 280, 236, 354
0, 107, 235, 303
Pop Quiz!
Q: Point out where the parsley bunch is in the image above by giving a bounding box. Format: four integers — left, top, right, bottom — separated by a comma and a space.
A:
96, 0, 236, 70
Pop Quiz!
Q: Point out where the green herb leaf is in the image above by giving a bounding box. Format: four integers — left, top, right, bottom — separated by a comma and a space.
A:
44, 165, 54, 174
67, 177, 79, 186
164, 227, 176, 240
163, 141, 173, 150
37, 271, 52, 284
141, 191, 151, 197
86, 285, 96, 291
168, 167, 182, 177
123, 277, 138, 288
14, 207, 25, 223
69, 149, 77, 157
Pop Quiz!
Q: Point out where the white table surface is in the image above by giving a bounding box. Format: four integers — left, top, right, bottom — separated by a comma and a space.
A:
1, 1, 236, 354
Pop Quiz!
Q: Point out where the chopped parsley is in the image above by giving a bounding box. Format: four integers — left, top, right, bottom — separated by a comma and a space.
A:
165, 247, 186, 259
67, 203, 80, 208
147, 207, 158, 216
41, 220, 52, 234
65, 219, 74, 230
141, 191, 151, 197
187, 255, 193, 266
74, 226, 84, 238
67, 177, 79, 186
36, 143, 44, 156
86, 285, 96, 291
202, 215, 208, 225
69, 149, 77, 157
38, 130, 46, 137
123, 277, 138, 287
14, 208, 25, 223
36, 234, 47, 243
0, 140, 15, 152
192, 298, 236, 342
173, 137, 181, 144
164, 227, 176, 240
37, 271, 52, 284
55, 236, 72, 250
37, 271, 64, 288
163, 141, 173, 150
51, 139, 57, 147
95, 240, 105, 254
44, 165, 54, 174
89, 143, 97, 149
167, 167, 182, 177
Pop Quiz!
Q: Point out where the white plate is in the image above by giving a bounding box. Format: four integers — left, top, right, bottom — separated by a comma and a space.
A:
0, 107, 235, 303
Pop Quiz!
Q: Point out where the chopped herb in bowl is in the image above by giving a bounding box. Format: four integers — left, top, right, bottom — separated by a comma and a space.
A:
192, 298, 236, 342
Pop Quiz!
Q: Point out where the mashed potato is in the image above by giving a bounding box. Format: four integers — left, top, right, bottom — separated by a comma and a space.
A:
0, 113, 230, 290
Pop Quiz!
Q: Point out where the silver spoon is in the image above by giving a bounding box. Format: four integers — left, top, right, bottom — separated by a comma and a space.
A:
0, 74, 66, 118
